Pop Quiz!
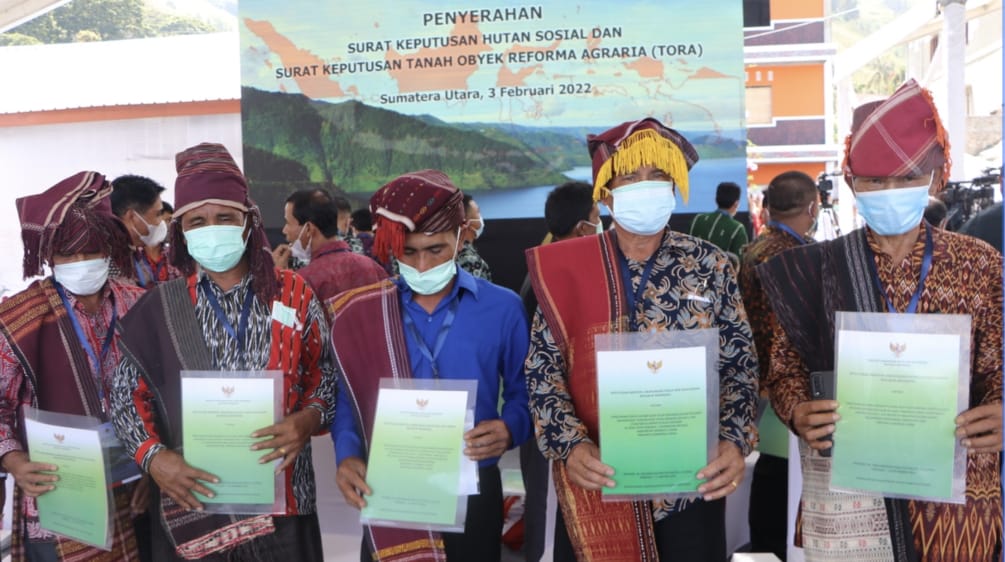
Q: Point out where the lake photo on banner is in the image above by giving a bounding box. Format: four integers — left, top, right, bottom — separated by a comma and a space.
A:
475, 157, 749, 219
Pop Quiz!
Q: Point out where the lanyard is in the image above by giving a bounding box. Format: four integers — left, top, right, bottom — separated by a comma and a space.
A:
615, 247, 659, 331
864, 225, 934, 314
54, 283, 117, 405
402, 297, 460, 379
135, 253, 166, 288
767, 221, 809, 246
199, 277, 255, 352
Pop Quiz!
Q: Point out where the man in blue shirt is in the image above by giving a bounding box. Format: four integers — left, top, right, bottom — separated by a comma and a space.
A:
329, 169, 531, 562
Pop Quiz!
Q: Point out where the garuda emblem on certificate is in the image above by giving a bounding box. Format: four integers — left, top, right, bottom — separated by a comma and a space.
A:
647, 360, 663, 374
889, 342, 907, 358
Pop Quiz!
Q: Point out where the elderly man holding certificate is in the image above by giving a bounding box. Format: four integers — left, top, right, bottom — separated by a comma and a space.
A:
759, 79, 1003, 561
524, 118, 759, 562
110, 143, 336, 561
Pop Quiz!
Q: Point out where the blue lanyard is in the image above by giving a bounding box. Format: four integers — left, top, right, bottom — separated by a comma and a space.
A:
864, 225, 934, 314
54, 283, 117, 406
767, 221, 809, 246
134, 253, 166, 288
199, 277, 255, 352
402, 297, 460, 379
615, 247, 659, 331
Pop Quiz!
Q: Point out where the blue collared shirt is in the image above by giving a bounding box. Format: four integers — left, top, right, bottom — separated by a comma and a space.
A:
333, 268, 532, 468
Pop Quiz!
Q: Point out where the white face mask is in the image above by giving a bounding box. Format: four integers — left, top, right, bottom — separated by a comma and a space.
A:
290, 224, 312, 264
473, 218, 486, 239
133, 211, 168, 247
610, 180, 677, 235
398, 229, 461, 295
53, 257, 110, 296
582, 220, 604, 235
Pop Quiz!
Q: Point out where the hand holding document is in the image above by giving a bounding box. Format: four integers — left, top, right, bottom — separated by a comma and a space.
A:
830, 312, 971, 504
361, 379, 477, 532
24, 408, 114, 550
595, 329, 720, 501
181, 370, 283, 514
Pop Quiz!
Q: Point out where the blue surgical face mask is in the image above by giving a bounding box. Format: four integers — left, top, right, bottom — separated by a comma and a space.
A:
855, 184, 931, 235
611, 180, 676, 235
184, 221, 249, 273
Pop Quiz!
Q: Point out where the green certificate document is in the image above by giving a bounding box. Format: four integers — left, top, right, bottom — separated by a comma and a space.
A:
597, 345, 709, 497
182, 376, 276, 506
362, 386, 469, 529
832, 329, 963, 501
24, 418, 110, 549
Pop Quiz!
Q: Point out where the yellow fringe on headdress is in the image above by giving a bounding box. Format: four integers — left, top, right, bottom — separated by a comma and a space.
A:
592, 129, 691, 203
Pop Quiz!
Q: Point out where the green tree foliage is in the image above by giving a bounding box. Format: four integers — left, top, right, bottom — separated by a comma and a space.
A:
0, 33, 42, 46
3, 0, 215, 44
240, 86, 576, 203
831, 0, 913, 95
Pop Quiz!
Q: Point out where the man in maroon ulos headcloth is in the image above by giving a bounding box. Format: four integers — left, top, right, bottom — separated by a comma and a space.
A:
524, 117, 759, 561
109, 143, 336, 560
0, 172, 146, 561
329, 169, 531, 562
759, 79, 1002, 561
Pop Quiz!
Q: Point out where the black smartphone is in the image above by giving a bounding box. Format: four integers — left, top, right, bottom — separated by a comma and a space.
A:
809, 370, 835, 457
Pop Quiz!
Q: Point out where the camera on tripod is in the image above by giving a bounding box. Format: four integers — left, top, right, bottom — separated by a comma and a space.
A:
816, 172, 840, 208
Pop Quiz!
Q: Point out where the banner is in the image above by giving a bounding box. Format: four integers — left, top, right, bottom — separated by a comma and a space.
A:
239, 1, 746, 220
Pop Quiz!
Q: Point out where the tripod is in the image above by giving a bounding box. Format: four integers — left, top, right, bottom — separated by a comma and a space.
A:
812, 200, 842, 241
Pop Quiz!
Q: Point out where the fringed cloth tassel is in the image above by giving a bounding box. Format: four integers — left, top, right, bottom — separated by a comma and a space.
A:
592, 129, 692, 203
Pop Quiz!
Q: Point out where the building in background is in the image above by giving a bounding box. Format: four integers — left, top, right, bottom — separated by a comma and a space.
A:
743, 0, 838, 188
0, 32, 242, 295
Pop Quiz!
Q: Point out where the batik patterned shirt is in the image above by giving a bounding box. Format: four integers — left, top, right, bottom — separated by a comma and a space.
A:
111, 272, 336, 514
457, 241, 492, 281
766, 226, 1003, 561
739, 225, 812, 378
525, 229, 759, 520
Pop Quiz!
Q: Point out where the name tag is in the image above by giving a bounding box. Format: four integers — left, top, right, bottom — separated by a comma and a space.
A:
271, 302, 300, 329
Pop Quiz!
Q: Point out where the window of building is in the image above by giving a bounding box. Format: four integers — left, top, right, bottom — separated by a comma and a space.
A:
744, 0, 771, 27
746, 86, 773, 125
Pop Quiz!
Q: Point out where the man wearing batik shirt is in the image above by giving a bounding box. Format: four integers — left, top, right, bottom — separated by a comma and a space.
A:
759, 79, 1002, 561
330, 170, 530, 562
110, 143, 336, 561
456, 194, 492, 281
0, 172, 146, 561
111, 174, 182, 288
524, 118, 758, 561
738, 170, 820, 560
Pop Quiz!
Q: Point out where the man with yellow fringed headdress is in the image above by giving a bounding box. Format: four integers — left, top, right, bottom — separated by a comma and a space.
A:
524, 118, 759, 561
759, 79, 1002, 561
